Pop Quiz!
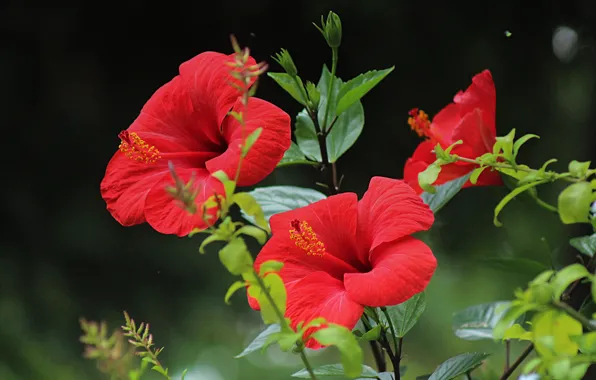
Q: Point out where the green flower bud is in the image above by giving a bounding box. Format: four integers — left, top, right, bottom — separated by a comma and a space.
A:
315, 11, 342, 49
272, 49, 298, 78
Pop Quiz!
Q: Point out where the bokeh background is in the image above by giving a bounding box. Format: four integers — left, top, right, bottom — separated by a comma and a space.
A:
2, 1, 596, 379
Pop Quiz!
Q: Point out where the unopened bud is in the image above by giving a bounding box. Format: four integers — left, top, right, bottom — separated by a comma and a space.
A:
305, 81, 320, 108
272, 48, 298, 77
315, 11, 342, 48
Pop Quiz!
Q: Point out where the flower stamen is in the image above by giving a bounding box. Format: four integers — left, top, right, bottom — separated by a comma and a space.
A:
118, 131, 161, 164
407, 108, 431, 138
289, 219, 327, 257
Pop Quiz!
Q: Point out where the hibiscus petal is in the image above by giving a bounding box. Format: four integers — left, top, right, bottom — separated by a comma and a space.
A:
430, 103, 461, 145
357, 177, 434, 252
452, 108, 495, 158
206, 97, 291, 186
344, 237, 436, 307
179, 52, 256, 129
132, 75, 223, 153
284, 271, 364, 349
267, 193, 367, 272
100, 152, 169, 226
143, 167, 224, 236
453, 70, 496, 137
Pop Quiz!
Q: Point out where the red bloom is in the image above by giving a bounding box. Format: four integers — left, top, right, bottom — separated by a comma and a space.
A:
248, 177, 436, 348
100, 52, 291, 236
403, 70, 502, 193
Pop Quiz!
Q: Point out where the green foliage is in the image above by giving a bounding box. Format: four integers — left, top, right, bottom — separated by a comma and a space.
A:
235, 324, 282, 358
310, 324, 364, 378
314, 11, 342, 48
478, 257, 550, 277
420, 174, 471, 213
272, 49, 299, 78
268, 73, 307, 105
335, 67, 394, 116
295, 65, 366, 163
277, 142, 316, 167
452, 301, 513, 341
247, 273, 287, 324
233, 192, 270, 232
292, 364, 378, 378
428, 352, 490, 380
569, 233, 596, 257
243, 186, 327, 224
380, 292, 426, 339
558, 181, 592, 224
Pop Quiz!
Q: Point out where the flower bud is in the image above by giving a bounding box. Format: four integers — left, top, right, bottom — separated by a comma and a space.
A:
272, 49, 298, 78
315, 11, 342, 49
305, 81, 320, 108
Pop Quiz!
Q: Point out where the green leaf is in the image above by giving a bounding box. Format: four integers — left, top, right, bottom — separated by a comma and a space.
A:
502, 323, 532, 341
478, 257, 550, 277
292, 364, 379, 378
218, 238, 253, 276
235, 324, 281, 358
267, 73, 307, 105
452, 301, 512, 340
470, 167, 487, 185
532, 309, 582, 357
233, 192, 270, 232
428, 352, 490, 380
247, 273, 287, 324
311, 324, 363, 378
418, 163, 441, 193
244, 186, 327, 223
551, 263, 590, 300
335, 67, 395, 115
494, 180, 548, 227
180, 368, 188, 380
199, 234, 226, 254
420, 174, 471, 213
233, 225, 267, 245
357, 325, 382, 341
277, 142, 315, 167
569, 160, 591, 178
381, 292, 426, 338
242, 127, 262, 157
558, 182, 592, 224
224, 280, 247, 304
259, 260, 284, 276
513, 134, 539, 160
295, 65, 366, 162
572, 331, 596, 353
569, 234, 596, 257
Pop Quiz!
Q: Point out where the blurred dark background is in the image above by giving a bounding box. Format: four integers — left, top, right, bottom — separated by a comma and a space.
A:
2, 1, 596, 379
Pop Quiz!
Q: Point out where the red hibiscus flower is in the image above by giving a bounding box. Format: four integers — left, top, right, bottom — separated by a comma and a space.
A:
403, 69, 502, 194
100, 52, 291, 236
248, 177, 436, 348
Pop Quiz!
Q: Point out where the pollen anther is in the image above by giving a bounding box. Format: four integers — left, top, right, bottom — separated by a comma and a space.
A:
289, 219, 327, 257
118, 131, 161, 164
407, 108, 431, 138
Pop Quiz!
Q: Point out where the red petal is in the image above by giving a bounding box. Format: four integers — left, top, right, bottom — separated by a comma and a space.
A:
357, 177, 434, 252
344, 237, 436, 307
179, 52, 256, 129
452, 108, 495, 158
206, 97, 291, 186
429, 103, 461, 145
284, 271, 364, 349
100, 152, 169, 226
143, 167, 223, 236
453, 70, 496, 136
403, 141, 436, 194
267, 193, 368, 273
132, 75, 223, 153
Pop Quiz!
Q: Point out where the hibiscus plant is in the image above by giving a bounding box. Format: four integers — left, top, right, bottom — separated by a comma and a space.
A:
82, 11, 596, 380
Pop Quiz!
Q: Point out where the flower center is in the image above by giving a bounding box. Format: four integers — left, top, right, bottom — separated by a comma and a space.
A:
407, 108, 431, 139
289, 219, 327, 257
118, 131, 161, 163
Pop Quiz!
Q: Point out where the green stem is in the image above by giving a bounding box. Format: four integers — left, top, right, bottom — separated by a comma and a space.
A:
380, 307, 398, 353
360, 316, 386, 372
321, 47, 338, 132
293, 76, 313, 112
554, 301, 595, 331
253, 271, 318, 380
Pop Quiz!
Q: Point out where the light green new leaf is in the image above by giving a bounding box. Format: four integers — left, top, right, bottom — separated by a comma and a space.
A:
292, 364, 379, 378
335, 67, 395, 115
551, 263, 590, 300
420, 174, 470, 213
569, 234, 596, 257
311, 324, 363, 378
428, 352, 490, 380
218, 238, 253, 276
242, 127, 262, 157
243, 186, 327, 223
259, 260, 284, 276
224, 281, 247, 304
381, 292, 426, 338
235, 324, 281, 358
558, 182, 592, 224
234, 192, 269, 232
494, 180, 548, 227
357, 325, 382, 341
452, 301, 512, 340
277, 142, 315, 167
267, 73, 307, 105
247, 273, 287, 324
